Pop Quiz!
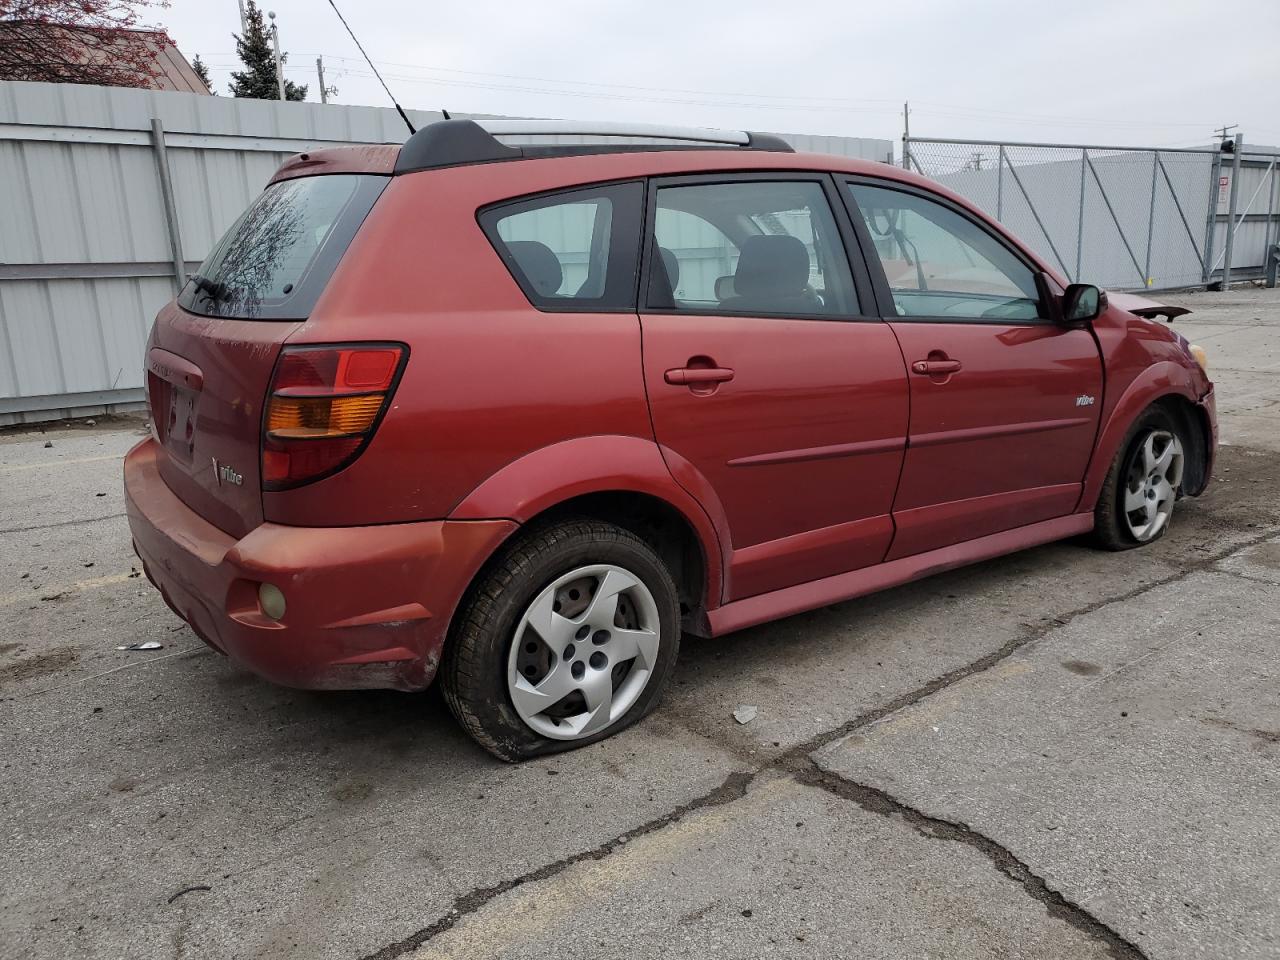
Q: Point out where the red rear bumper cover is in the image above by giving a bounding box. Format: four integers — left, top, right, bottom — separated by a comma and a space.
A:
124, 438, 515, 691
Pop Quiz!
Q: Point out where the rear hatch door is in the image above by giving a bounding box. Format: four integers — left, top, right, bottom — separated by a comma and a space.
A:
145, 172, 387, 538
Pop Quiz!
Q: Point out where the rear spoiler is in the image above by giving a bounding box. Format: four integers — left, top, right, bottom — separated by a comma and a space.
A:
1105, 291, 1192, 323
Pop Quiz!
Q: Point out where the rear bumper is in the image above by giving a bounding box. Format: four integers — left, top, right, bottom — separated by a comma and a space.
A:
124, 438, 515, 691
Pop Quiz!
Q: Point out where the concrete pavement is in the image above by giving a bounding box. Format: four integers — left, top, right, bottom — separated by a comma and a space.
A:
2, 287, 1278, 960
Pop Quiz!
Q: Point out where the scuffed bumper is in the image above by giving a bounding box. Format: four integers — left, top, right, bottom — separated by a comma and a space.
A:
124, 438, 515, 691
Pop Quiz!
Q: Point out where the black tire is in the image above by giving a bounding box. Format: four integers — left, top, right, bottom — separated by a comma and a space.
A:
1092, 406, 1185, 551
440, 519, 681, 762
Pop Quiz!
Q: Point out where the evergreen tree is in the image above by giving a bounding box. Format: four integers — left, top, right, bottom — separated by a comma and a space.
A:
228, 1, 307, 101
191, 54, 213, 93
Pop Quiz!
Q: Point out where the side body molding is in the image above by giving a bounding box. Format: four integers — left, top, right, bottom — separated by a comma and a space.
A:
448, 435, 728, 609
1077, 360, 1204, 512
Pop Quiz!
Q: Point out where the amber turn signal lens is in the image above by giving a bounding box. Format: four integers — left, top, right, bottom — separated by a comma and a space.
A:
266, 393, 385, 438
1189, 344, 1208, 373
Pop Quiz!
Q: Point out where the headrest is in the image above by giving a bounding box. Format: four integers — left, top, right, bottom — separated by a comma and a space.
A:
658, 246, 681, 293
733, 235, 810, 298
506, 240, 563, 297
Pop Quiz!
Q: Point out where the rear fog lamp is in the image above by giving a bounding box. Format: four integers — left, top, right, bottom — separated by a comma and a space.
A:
259, 583, 287, 621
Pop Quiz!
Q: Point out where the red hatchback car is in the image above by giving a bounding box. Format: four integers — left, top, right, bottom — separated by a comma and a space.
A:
125, 119, 1216, 759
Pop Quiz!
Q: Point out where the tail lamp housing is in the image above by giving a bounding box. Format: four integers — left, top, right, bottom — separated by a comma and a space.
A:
261, 343, 407, 490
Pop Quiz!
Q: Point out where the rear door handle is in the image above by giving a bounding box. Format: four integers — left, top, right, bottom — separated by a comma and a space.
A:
911, 359, 962, 376
665, 366, 735, 386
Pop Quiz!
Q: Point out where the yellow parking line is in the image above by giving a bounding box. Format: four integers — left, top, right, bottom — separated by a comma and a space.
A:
0, 454, 123, 472
408, 777, 791, 959
0, 571, 137, 606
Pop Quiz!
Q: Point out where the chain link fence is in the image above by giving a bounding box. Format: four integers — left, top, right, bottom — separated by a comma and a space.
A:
904, 137, 1278, 293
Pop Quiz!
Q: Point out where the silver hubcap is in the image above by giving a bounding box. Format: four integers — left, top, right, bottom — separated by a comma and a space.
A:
1123, 429, 1184, 542
507, 564, 661, 741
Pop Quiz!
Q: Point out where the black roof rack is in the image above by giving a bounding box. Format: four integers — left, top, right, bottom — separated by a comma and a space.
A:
394, 119, 794, 174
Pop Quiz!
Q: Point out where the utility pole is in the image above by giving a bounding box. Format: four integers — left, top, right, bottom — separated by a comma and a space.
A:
317, 56, 328, 104
1221, 132, 1244, 289
267, 10, 285, 101
1214, 124, 1238, 144
901, 101, 910, 170
236, 0, 247, 35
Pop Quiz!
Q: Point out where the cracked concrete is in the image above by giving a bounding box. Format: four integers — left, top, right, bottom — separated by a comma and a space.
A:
793, 761, 1149, 960
3, 288, 1279, 959
814, 568, 1280, 960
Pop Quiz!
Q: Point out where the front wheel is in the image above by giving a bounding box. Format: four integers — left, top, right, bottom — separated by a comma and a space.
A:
441, 519, 680, 761
1093, 407, 1186, 550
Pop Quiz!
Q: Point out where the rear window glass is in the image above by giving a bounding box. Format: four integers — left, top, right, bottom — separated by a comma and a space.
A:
179, 174, 386, 320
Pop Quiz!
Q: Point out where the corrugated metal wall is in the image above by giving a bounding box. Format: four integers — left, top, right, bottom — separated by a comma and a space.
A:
0, 80, 892, 425
909, 138, 1279, 292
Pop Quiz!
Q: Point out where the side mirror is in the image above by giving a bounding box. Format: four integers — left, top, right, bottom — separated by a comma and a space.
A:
1061, 283, 1106, 324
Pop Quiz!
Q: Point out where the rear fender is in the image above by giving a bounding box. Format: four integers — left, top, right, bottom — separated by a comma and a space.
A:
449, 436, 727, 608
1079, 361, 1203, 511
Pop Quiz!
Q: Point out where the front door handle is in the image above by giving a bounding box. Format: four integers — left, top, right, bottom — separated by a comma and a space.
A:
665, 366, 735, 386
911, 359, 962, 376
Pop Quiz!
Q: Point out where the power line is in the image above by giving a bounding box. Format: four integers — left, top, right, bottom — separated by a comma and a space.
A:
330, 67, 899, 115
196, 50, 1229, 132
322, 0, 415, 133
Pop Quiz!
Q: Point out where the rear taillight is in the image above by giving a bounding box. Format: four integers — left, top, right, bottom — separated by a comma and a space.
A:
261, 343, 406, 489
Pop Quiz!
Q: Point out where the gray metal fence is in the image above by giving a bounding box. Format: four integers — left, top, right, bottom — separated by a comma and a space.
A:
904, 136, 1279, 293
0, 79, 893, 426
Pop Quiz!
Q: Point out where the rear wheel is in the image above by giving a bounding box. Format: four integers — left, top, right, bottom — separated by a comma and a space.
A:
441, 519, 680, 761
1093, 407, 1186, 550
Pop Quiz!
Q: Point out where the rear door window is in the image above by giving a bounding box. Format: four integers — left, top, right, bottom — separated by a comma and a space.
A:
480, 181, 643, 311
180, 173, 386, 320
646, 179, 859, 318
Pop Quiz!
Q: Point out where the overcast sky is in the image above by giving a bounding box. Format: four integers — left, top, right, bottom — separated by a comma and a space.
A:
158, 0, 1279, 149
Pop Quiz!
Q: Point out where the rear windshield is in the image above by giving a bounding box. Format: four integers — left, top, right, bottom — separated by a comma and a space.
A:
179, 173, 386, 320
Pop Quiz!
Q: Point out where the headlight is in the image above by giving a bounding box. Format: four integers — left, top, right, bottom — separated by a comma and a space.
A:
1188, 344, 1208, 373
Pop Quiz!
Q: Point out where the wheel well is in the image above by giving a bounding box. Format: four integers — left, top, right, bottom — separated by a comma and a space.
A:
1152, 394, 1210, 495
526, 491, 711, 634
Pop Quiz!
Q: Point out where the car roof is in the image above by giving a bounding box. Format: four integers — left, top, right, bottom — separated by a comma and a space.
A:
270, 118, 904, 187
265, 125, 1062, 286
270, 140, 914, 187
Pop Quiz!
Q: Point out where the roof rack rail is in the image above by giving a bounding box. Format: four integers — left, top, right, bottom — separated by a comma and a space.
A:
394, 118, 793, 174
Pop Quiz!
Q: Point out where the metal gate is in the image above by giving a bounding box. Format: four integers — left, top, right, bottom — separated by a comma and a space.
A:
903, 136, 1279, 293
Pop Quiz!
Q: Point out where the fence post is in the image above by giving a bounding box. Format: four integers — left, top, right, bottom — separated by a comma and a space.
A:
1075, 148, 1087, 282
1143, 150, 1159, 287
996, 145, 1005, 222
149, 118, 186, 294
1221, 134, 1243, 289
1202, 147, 1223, 286
1263, 156, 1278, 280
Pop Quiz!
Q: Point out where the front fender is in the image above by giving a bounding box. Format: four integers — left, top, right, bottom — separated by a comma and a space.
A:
1078, 360, 1202, 511
448, 435, 727, 608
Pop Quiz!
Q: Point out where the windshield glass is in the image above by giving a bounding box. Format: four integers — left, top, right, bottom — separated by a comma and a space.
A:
179, 174, 386, 320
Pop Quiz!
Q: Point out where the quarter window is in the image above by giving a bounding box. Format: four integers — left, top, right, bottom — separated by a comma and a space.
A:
648, 180, 858, 317
481, 182, 642, 310
847, 183, 1043, 321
